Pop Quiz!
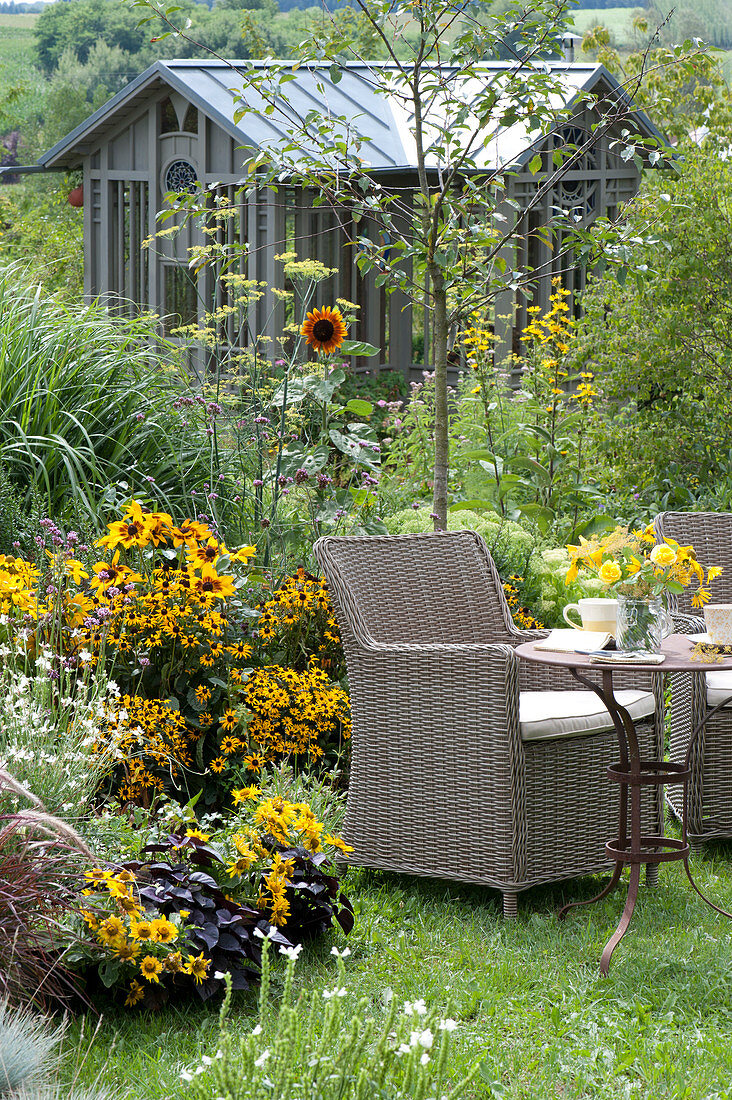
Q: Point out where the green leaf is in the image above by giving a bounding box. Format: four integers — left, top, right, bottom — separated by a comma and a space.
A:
504, 456, 552, 485
529, 153, 542, 175
516, 502, 554, 534
303, 369, 345, 404
344, 398, 374, 416
340, 340, 380, 357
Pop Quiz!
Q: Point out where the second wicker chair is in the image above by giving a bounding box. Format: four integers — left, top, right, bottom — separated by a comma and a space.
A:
653, 511, 732, 847
315, 529, 663, 917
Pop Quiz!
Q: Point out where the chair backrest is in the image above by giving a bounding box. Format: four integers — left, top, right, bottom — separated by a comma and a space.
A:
314, 530, 519, 646
654, 511, 732, 613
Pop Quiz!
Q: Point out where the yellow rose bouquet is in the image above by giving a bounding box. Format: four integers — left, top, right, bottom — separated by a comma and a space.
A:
566, 525, 721, 607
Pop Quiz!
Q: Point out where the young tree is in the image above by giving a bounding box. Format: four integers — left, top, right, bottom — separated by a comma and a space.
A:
136, 0, 679, 526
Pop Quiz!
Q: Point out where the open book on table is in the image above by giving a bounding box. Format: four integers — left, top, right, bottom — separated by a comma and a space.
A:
534, 629, 613, 654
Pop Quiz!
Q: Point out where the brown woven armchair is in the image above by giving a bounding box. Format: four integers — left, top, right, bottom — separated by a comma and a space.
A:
653, 511, 732, 847
315, 530, 663, 917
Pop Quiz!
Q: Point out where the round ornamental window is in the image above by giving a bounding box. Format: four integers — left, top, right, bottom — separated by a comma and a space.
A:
164, 159, 198, 195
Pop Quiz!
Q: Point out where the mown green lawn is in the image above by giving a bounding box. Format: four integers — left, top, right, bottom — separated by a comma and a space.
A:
64, 841, 732, 1099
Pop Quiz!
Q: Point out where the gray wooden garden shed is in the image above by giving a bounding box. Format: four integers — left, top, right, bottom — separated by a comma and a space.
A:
39, 58, 664, 374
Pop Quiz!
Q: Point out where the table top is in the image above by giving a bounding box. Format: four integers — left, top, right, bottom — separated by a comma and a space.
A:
515, 633, 732, 673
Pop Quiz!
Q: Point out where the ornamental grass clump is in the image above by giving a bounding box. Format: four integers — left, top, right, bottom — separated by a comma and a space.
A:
0, 769, 91, 1010
0, 271, 207, 522
181, 941, 482, 1100
0, 997, 113, 1100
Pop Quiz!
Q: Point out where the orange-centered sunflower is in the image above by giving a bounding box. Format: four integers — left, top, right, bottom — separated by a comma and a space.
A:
301, 306, 348, 355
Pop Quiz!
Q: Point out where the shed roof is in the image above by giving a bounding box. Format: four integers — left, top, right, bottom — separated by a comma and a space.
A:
39, 58, 666, 174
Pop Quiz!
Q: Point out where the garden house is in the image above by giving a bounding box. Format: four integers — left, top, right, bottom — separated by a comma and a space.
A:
38, 58, 664, 378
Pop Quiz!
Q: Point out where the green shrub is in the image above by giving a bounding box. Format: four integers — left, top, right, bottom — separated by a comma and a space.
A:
535, 546, 606, 627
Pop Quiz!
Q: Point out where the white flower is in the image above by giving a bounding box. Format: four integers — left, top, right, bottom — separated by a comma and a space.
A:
410, 1028, 434, 1050
180, 1071, 193, 1082
322, 987, 347, 1000
279, 944, 303, 961
404, 999, 428, 1017
438, 1019, 458, 1032
420, 1052, 430, 1065
202, 1056, 212, 1066
253, 927, 270, 940
397, 1044, 411, 1056
254, 1051, 270, 1068
330, 946, 351, 958
78, 649, 92, 663
251, 1025, 262, 1036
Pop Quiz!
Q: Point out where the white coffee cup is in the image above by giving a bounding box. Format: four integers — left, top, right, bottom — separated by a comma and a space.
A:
703, 604, 732, 645
563, 597, 618, 635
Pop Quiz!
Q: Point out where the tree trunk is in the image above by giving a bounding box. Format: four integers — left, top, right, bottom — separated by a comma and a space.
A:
430, 264, 449, 530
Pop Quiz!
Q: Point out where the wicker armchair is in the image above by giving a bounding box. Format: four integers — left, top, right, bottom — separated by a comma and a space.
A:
315, 530, 663, 917
653, 511, 732, 846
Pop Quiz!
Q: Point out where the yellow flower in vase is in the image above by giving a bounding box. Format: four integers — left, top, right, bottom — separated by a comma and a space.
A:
599, 560, 622, 585
650, 544, 677, 568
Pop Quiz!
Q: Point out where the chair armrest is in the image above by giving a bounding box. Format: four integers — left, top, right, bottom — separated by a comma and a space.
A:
346, 640, 523, 752
672, 612, 706, 635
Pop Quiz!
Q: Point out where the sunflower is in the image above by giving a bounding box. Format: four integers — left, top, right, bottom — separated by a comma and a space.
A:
130, 919, 154, 942
301, 306, 348, 355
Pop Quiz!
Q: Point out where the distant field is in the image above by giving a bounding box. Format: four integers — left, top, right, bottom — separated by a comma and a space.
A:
570, 6, 641, 45
0, 12, 37, 28
0, 12, 37, 94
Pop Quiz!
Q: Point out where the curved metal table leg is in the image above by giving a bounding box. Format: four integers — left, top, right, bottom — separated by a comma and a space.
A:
558, 860, 624, 921
562, 668, 664, 972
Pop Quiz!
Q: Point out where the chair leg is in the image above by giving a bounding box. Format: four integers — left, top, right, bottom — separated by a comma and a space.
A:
645, 864, 659, 888
502, 891, 518, 919
688, 836, 706, 856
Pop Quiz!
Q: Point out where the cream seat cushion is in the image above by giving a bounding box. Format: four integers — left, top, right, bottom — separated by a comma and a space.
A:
706, 671, 732, 707
519, 690, 656, 743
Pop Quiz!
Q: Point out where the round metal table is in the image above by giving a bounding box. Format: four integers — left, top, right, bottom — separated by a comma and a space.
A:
516, 633, 732, 974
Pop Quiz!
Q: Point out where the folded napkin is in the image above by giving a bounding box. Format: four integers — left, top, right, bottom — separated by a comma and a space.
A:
588, 651, 665, 665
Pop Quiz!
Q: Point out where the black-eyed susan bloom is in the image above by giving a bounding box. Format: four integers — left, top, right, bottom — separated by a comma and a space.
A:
301, 306, 348, 355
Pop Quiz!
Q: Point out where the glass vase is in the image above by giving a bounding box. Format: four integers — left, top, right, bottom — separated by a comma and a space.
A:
615, 595, 673, 655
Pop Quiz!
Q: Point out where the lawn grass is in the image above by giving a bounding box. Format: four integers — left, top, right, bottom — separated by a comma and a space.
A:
63, 838, 732, 1099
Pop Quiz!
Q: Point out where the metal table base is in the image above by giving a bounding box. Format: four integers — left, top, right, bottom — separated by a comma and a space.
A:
558, 668, 732, 975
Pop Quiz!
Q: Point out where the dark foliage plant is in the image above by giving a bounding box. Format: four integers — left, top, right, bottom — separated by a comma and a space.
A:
114, 854, 291, 1006
75, 833, 353, 1008
143, 830, 354, 947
